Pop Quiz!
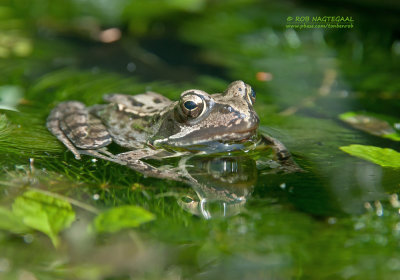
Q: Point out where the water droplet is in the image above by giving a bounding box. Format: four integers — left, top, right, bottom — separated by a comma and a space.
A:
127, 62, 136, 72
327, 217, 337, 224
354, 222, 365, 230
23, 234, 34, 244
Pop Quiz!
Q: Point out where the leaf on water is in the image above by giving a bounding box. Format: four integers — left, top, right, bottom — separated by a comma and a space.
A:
0, 207, 31, 234
0, 85, 23, 111
93, 205, 155, 233
339, 111, 400, 141
12, 190, 76, 247
340, 144, 400, 168
383, 133, 400, 141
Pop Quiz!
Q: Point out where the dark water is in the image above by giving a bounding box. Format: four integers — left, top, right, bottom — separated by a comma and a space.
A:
0, 0, 400, 279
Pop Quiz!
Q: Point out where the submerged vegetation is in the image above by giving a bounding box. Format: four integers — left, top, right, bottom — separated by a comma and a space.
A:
0, 0, 399, 279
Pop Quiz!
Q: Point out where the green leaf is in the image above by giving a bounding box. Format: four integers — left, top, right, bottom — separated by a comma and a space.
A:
383, 133, 400, 141
0, 207, 31, 234
340, 145, 400, 168
12, 190, 76, 247
0, 85, 23, 111
339, 111, 400, 141
93, 205, 155, 233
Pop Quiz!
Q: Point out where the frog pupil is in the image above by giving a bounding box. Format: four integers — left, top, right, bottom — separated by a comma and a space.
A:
184, 100, 198, 110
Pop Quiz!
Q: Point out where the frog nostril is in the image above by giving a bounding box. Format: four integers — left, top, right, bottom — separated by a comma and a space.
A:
220, 105, 233, 114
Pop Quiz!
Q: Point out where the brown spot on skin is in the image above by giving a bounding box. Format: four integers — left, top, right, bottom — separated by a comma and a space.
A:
90, 129, 109, 136
66, 123, 88, 131
63, 112, 87, 121
94, 135, 111, 142
71, 131, 88, 139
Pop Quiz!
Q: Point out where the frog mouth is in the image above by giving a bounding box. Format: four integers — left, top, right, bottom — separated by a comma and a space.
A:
166, 125, 259, 147
153, 117, 259, 148
216, 126, 258, 143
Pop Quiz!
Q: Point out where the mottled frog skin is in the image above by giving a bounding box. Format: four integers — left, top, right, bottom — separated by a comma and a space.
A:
47, 81, 294, 181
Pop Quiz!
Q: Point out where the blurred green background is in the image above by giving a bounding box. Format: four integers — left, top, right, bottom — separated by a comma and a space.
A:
0, 0, 400, 279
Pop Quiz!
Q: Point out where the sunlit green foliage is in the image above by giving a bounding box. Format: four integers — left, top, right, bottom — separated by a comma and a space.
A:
93, 205, 155, 233
12, 190, 76, 247
0, 207, 31, 234
340, 145, 400, 168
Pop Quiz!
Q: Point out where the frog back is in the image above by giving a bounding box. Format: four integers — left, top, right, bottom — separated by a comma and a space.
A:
90, 92, 173, 149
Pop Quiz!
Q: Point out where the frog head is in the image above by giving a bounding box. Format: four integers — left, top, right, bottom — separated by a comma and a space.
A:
152, 81, 260, 148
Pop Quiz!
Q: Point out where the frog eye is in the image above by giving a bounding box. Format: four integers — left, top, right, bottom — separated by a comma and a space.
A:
180, 94, 205, 119
247, 87, 256, 104
183, 101, 198, 110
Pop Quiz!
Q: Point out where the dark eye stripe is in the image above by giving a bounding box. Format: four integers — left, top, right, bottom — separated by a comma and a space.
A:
184, 100, 198, 110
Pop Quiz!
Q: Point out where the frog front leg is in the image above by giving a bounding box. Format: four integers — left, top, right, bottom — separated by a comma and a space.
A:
47, 101, 112, 159
261, 134, 303, 173
81, 148, 184, 181
261, 134, 291, 161
115, 150, 184, 181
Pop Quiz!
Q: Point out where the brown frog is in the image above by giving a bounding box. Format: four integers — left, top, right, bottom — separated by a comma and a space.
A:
47, 81, 296, 181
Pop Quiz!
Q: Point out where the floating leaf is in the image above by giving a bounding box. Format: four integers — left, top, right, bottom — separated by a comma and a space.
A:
12, 190, 76, 247
383, 133, 400, 141
93, 205, 155, 233
0, 207, 31, 234
340, 144, 400, 168
339, 111, 400, 141
0, 85, 23, 111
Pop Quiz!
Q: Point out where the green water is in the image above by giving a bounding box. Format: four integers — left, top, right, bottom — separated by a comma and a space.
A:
0, 0, 400, 279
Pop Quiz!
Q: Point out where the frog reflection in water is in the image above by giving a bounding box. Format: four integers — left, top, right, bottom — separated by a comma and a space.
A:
178, 155, 257, 219
47, 81, 299, 184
